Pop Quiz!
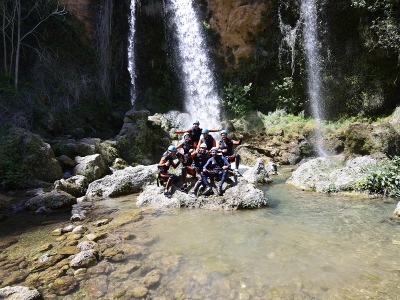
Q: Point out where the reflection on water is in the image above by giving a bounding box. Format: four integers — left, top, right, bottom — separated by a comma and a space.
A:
1, 172, 400, 299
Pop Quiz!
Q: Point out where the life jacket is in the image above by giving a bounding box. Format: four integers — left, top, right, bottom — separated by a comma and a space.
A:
200, 135, 215, 150
157, 152, 174, 173
190, 127, 202, 143
192, 151, 209, 170
218, 138, 234, 156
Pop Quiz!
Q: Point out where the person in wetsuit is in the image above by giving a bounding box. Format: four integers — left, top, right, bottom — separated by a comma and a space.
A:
174, 120, 220, 145
198, 128, 217, 150
218, 129, 243, 174
180, 143, 210, 196
202, 147, 231, 196
157, 145, 180, 198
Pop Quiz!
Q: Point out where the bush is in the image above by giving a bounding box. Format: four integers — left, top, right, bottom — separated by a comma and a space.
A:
355, 156, 400, 197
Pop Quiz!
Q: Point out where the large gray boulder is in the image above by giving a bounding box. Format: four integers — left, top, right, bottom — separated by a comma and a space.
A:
286, 155, 380, 192
73, 154, 109, 183
25, 190, 76, 211
85, 164, 158, 200
136, 176, 267, 210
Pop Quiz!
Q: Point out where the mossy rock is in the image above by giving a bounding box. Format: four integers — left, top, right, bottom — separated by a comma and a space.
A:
344, 123, 400, 156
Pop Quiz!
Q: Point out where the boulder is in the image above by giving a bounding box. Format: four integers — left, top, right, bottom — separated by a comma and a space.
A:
344, 123, 400, 156
73, 154, 109, 183
25, 190, 76, 211
49, 276, 78, 295
56, 155, 76, 168
69, 250, 97, 268
0, 286, 42, 300
54, 175, 88, 197
286, 155, 380, 192
0, 127, 63, 186
137, 176, 267, 210
242, 158, 271, 184
85, 164, 158, 200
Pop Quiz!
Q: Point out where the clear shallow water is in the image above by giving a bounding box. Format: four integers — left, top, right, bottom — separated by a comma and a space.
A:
2, 173, 400, 299
135, 174, 400, 299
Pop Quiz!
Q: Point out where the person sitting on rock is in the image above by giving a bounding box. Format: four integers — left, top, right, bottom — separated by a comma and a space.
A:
157, 145, 180, 198
197, 128, 217, 151
180, 143, 210, 196
202, 147, 231, 196
176, 132, 197, 171
218, 130, 243, 174
173, 120, 220, 145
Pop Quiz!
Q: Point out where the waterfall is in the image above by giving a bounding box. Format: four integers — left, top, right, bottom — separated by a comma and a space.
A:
127, 0, 136, 105
301, 0, 327, 156
166, 0, 220, 128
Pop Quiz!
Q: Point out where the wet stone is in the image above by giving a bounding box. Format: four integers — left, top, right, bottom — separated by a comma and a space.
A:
140, 269, 161, 288
50, 276, 78, 295
37, 243, 53, 252
86, 274, 108, 298
2, 270, 29, 286
89, 260, 114, 275
51, 228, 63, 236
57, 246, 78, 255
94, 218, 113, 227
0, 237, 18, 249
132, 285, 148, 298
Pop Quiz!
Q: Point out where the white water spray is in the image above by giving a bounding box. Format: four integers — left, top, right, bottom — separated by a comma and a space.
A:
301, 0, 327, 156
127, 0, 136, 105
167, 0, 220, 128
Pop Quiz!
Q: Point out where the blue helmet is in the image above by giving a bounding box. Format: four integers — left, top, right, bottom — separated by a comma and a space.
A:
210, 147, 218, 152
202, 128, 209, 134
220, 129, 228, 135
193, 120, 200, 125
168, 145, 176, 152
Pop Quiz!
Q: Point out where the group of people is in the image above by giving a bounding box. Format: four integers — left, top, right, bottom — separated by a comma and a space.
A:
157, 120, 243, 198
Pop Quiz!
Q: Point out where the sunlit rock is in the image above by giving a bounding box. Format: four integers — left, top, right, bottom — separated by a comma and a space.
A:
0, 286, 41, 300
73, 154, 110, 183
85, 164, 157, 200
54, 175, 88, 197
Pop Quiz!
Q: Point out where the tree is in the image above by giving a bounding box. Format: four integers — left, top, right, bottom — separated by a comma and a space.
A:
0, 0, 65, 89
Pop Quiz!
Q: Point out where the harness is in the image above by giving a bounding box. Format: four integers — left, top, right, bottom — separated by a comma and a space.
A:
192, 151, 208, 171
200, 135, 215, 150
157, 152, 174, 174
190, 127, 202, 143
219, 138, 234, 156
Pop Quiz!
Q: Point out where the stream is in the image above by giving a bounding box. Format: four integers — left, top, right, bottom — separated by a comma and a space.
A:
1, 169, 400, 299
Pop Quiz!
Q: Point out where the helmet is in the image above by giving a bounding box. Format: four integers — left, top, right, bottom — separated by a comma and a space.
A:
200, 143, 207, 148
193, 120, 200, 125
210, 147, 218, 152
183, 132, 190, 138
168, 145, 176, 152
220, 129, 228, 135
202, 128, 209, 134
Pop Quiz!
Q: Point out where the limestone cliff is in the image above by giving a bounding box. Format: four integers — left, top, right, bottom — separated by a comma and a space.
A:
208, 0, 275, 69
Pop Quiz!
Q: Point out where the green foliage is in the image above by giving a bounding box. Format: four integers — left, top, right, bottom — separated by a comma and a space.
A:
322, 183, 339, 194
222, 83, 253, 117
0, 130, 30, 190
354, 156, 400, 197
351, 0, 400, 53
240, 197, 268, 209
268, 77, 304, 114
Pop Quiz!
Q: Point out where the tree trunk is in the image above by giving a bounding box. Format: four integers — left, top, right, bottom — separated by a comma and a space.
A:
14, 0, 20, 90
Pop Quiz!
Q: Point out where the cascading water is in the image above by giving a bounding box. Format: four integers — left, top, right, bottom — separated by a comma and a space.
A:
166, 0, 220, 128
127, 0, 136, 105
301, 0, 327, 156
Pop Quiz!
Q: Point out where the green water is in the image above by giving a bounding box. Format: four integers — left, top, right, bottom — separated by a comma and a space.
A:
1, 172, 400, 299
